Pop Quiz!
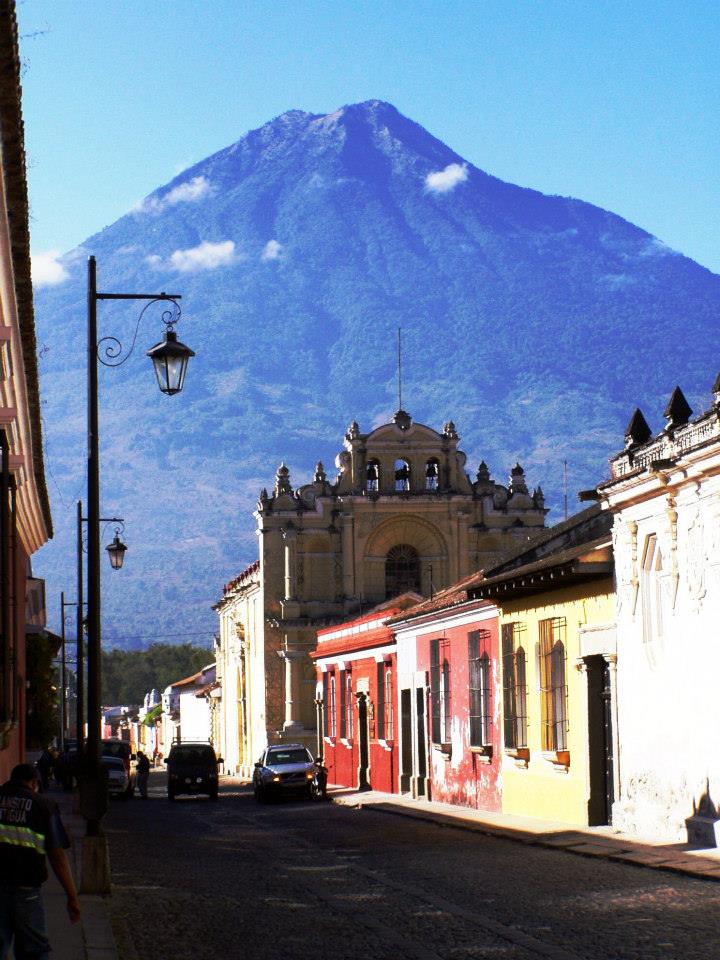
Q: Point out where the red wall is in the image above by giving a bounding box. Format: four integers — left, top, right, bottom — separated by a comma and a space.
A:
315, 608, 400, 795
321, 653, 398, 793
416, 612, 501, 812
0, 541, 30, 784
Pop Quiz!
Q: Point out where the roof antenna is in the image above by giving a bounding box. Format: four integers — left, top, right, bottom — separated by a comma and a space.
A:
563, 459, 568, 521
397, 326, 402, 412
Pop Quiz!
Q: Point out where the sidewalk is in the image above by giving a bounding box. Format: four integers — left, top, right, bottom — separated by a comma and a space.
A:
329, 786, 720, 882
44, 786, 119, 960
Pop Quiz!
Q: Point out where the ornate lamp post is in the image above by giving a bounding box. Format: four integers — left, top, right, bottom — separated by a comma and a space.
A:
82, 255, 194, 893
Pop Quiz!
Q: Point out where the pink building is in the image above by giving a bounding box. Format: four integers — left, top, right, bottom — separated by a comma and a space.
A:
390, 582, 502, 811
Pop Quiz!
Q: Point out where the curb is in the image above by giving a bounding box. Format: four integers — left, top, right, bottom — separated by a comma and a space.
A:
330, 792, 720, 883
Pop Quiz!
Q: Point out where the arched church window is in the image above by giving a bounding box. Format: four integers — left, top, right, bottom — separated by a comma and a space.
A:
385, 543, 421, 598
394, 459, 411, 492
425, 458, 440, 491
366, 459, 380, 493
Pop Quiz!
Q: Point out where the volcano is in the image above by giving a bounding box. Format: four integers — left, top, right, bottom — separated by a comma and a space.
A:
33, 100, 720, 647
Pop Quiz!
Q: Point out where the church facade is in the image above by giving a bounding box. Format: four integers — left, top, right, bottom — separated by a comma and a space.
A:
215, 410, 547, 777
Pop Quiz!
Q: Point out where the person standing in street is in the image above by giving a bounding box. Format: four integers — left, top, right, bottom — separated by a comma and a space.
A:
0, 763, 81, 958
136, 751, 151, 799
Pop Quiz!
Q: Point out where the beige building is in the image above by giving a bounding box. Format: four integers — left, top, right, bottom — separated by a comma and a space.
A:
215, 410, 547, 776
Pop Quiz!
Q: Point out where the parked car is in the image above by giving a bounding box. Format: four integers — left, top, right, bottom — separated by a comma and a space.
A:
101, 755, 130, 798
102, 738, 135, 798
165, 742, 221, 801
253, 744, 315, 802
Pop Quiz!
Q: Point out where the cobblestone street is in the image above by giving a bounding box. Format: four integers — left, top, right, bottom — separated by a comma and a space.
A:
102, 773, 720, 960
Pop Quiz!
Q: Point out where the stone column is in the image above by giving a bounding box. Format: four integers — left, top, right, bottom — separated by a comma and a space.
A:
604, 653, 620, 805
280, 647, 305, 734
282, 525, 298, 601
342, 515, 355, 599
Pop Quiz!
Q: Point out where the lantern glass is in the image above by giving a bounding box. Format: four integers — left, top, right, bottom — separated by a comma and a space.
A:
106, 534, 127, 570
146, 328, 195, 396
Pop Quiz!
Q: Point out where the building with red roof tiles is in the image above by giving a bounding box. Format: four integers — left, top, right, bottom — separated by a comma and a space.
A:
311, 593, 421, 793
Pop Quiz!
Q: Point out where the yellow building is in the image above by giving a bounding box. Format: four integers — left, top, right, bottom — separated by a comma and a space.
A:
473, 536, 616, 827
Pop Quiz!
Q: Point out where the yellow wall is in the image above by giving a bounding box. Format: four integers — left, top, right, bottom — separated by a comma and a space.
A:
499, 580, 614, 826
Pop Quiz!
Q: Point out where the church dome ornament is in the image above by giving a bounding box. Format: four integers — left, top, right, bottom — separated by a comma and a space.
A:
393, 409, 412, 431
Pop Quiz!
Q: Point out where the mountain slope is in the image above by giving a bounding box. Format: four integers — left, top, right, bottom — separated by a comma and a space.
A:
33, 100, 720, 647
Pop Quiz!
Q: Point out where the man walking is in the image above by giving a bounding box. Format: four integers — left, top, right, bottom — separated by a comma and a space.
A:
0, 763, 81, 958
136, 751, 151, 799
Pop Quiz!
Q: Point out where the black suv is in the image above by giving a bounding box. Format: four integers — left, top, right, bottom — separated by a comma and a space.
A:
165, 742, 222, 801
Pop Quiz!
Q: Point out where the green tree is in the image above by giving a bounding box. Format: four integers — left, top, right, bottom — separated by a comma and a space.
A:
26, 632, 59, 748
101, 642, 212, 705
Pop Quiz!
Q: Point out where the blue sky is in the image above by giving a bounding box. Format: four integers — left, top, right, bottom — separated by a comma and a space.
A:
18, 0, 720, 272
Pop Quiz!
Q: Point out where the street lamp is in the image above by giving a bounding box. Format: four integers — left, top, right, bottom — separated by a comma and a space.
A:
105, 530, 127, 570
82, 255, 194, 893
74, 508, 125, 764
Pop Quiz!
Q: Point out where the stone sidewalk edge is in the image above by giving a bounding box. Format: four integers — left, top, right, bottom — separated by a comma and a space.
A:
45, 789, 120, 960
329, 790, 720, 883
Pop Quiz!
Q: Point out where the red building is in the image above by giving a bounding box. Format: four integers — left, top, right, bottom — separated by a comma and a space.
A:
311, 595, 420, 793
0, 8, 53, 782
390, 582, 502, 812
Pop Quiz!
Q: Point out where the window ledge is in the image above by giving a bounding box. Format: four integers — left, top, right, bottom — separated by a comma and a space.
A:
470, 745, 493, 763
541, 750, 570, 771
377, 739, 394, 752
503, 747, 530, 769
432, 742, 452, 759
340, 738, 353, 748
323, 737, 335, 745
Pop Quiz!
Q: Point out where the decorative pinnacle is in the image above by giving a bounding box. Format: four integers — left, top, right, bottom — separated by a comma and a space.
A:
624, 408, 652, 448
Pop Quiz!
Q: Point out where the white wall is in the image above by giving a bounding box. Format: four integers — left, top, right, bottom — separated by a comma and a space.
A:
610, 467, 720, 840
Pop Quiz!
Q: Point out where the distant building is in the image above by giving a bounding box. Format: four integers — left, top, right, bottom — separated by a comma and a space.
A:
160, 664, 216, 750
599, 378, 720, 841
216, 410, 547, 777
0, 7, 53, 781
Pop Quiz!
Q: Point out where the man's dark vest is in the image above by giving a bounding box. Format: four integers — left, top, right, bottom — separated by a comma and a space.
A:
0, 784, 51, 886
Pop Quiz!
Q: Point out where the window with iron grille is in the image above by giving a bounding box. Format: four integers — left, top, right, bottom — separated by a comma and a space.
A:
502, 623, 528, 749
329, 673, 337, 738
345, 672, 353, 738
385, 668, 393, 740
538, 618, 567, 751
376, 661, 385, 738
339, 669, 347, 738
385, 544, 421, 599
468, 630, 492, 747
322, 673, 329, 737
430, 638, 451, 744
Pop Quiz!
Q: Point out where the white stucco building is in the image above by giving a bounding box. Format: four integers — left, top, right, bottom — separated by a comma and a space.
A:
599, 379, 720, 841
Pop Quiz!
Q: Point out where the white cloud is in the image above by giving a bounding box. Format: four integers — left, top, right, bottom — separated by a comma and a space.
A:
425, 162, 468, 194
168, 240, 235, 273
261, 239, 282, 261
31, 251, 69, 287
145, 254, 163, 268
135, 175, 211, 214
